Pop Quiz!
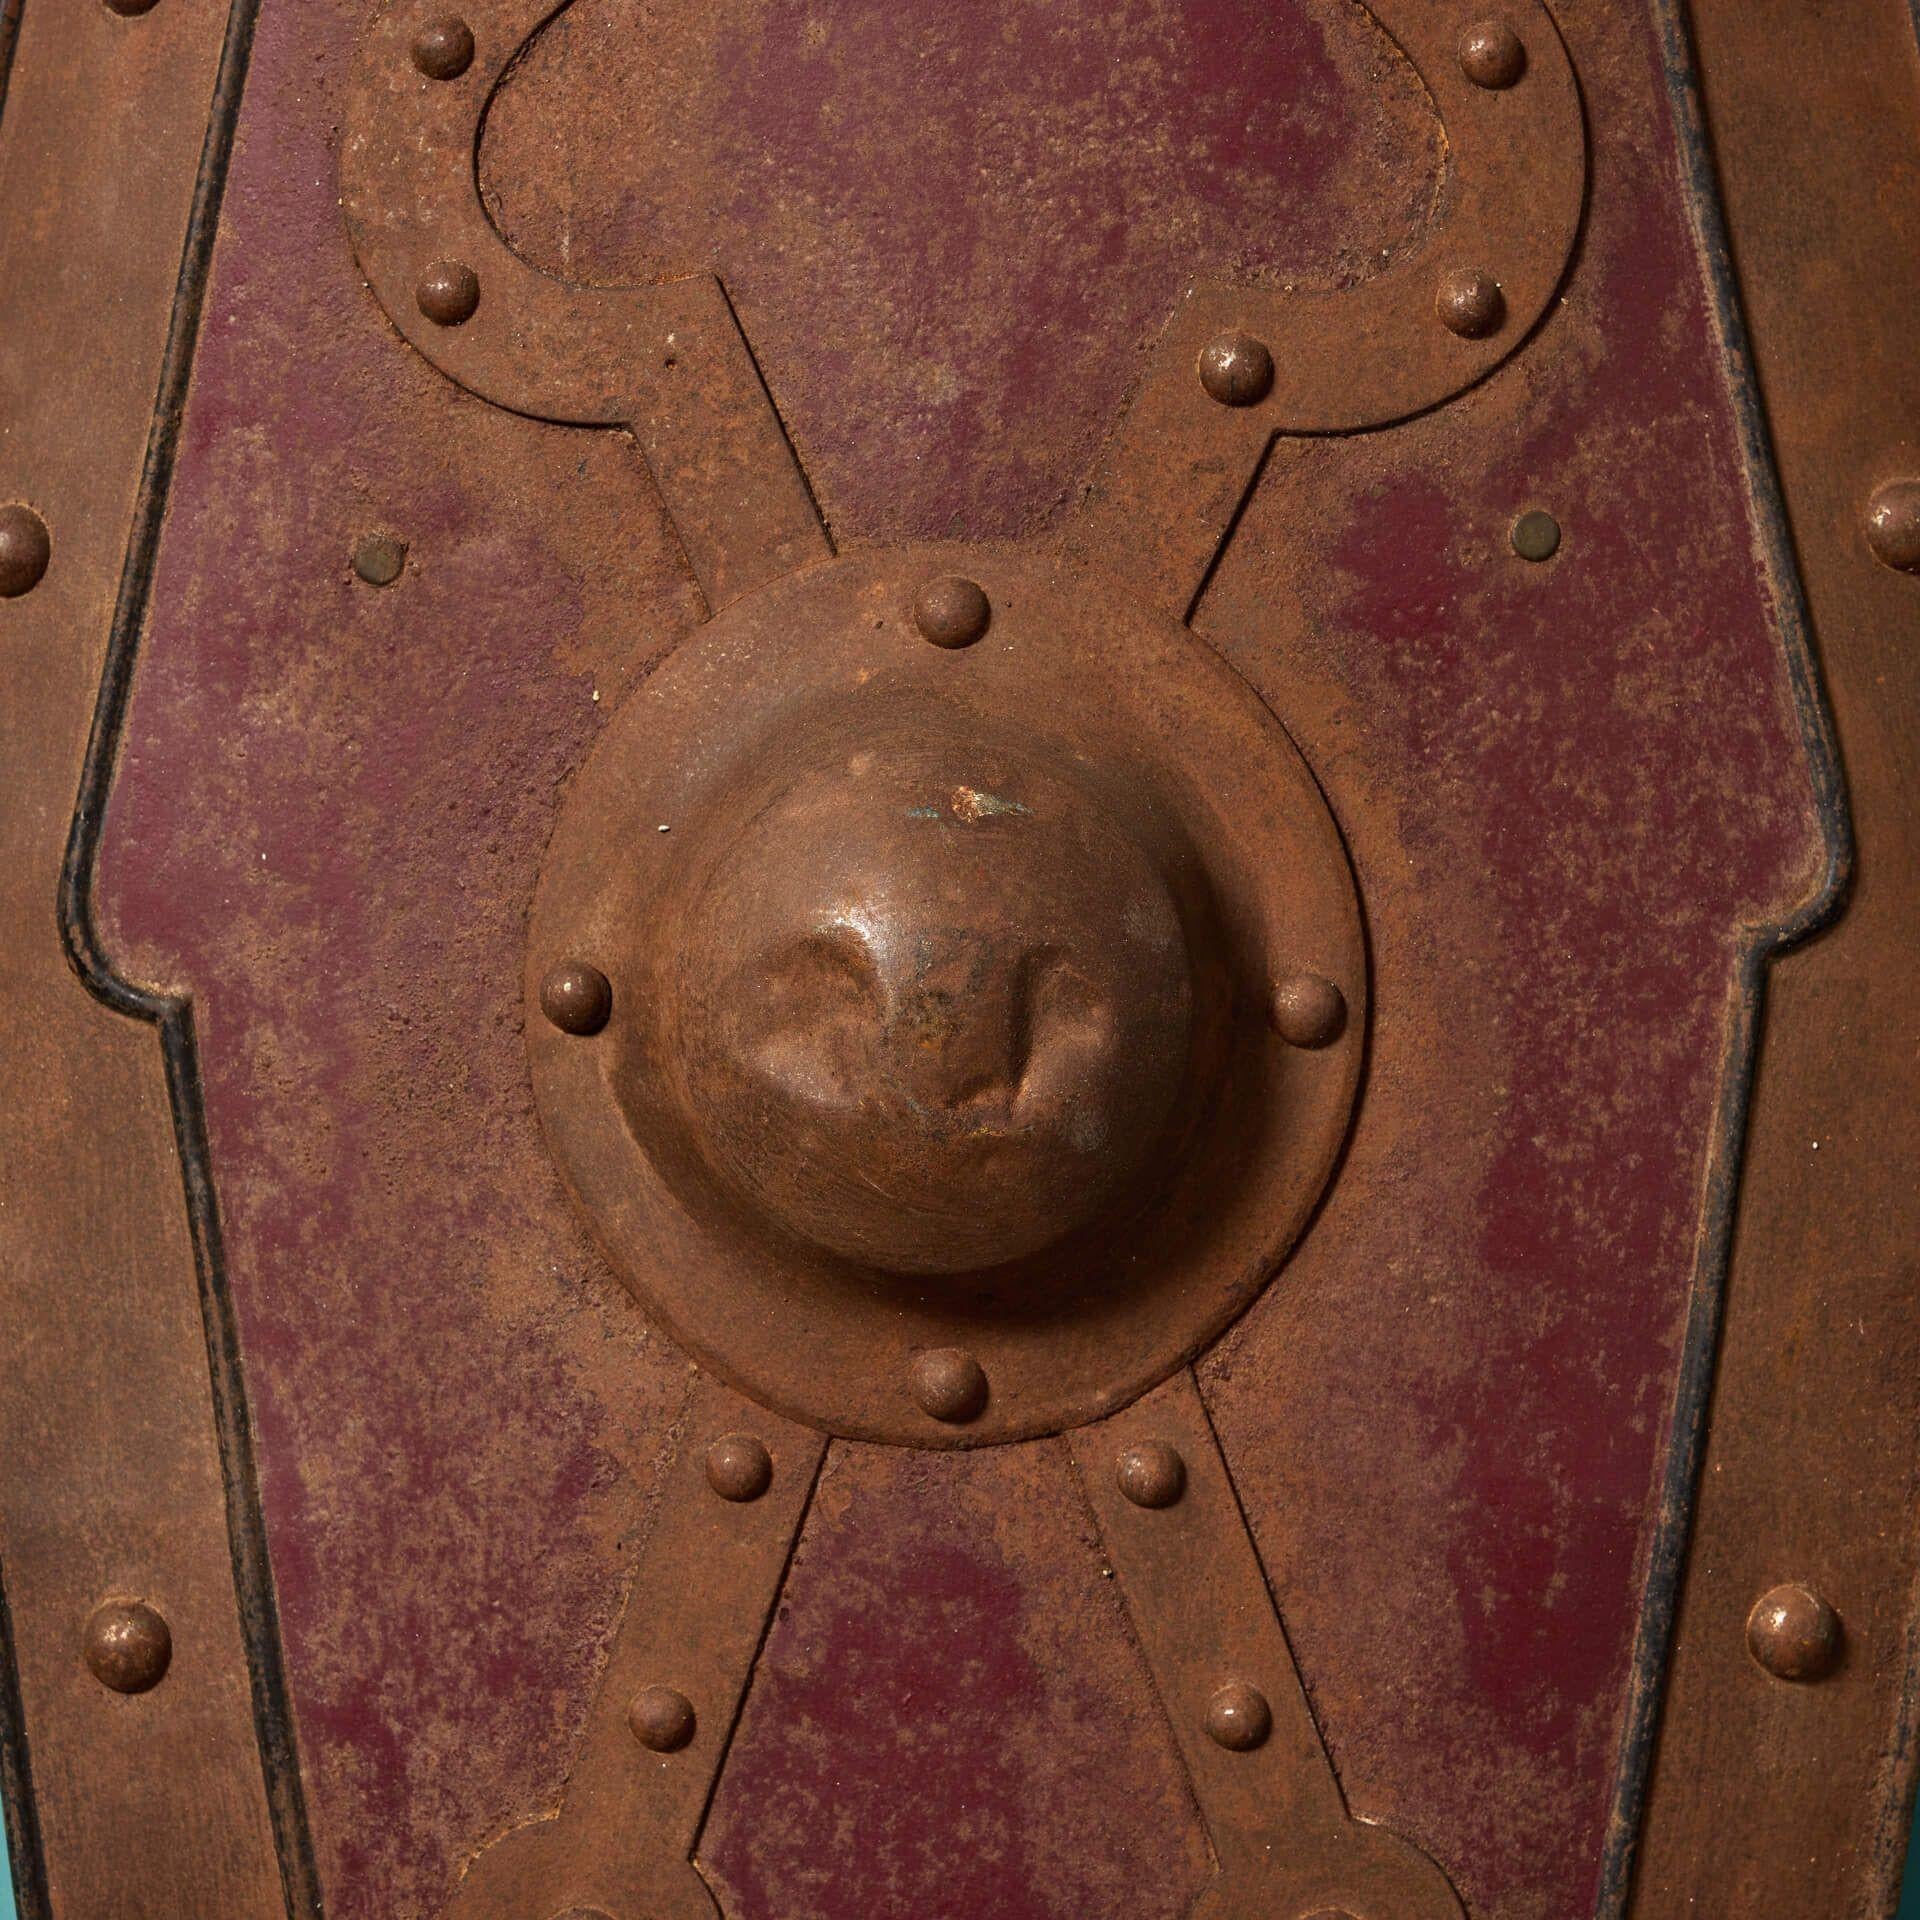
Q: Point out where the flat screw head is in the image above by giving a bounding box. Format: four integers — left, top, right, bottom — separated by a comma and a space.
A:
1436, 267, 1505, 339
1511, 508, 1561, 562
1271, 973, 1346, 1049
83, 1600, 171, 1694
1197, 332, 1275, 408
1865, 479, 1920, 571
412, 14, 475, 79
352, 532, 407, 587
1204, 1681, 1271, 1751
540, 961, 611, 1036
0, 504, 51, 598
1459, 20, 1526, 87
1116, 1441, 1186, 1509
416, 258, 480, 327
912, 576, 991, 650
706, 1432, 773, 1503
911, 1347, 988, 1423
627, 1684, 696, 1752
1747, 1583, 1841, 1682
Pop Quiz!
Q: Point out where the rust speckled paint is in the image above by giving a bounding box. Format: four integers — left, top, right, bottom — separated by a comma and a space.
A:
82, 2, 1831, 1917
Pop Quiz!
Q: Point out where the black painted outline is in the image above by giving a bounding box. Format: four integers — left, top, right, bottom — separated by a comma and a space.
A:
1592, 2, 1852, 1913
0, 0, 323, 1916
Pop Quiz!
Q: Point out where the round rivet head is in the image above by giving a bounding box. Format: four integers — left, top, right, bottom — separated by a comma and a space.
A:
1204, 1681, 1271, 1751
1436, 267, 1505, 339
1271, 974, 1346, 1049
1459, 21, 1526, 87
1747, 1583, 1841, 1682
1511, 508, 1561, 562
411, 14, 475, 79
540, 961, 612, 1036
0, 504, 51, 599
912, 575, 991, 650
1116, 1441, 1186, 1509
416, 259, 480, 327
352, 532, 407, 587
102, 0, 162, 14
83, 1600, 171, 1694
1198, 332, 1275, 408
911, 1347, 988, 1423
627, 1685, 695, 1752
706, 1432, 773, 1503
1864, 479, 1920, 571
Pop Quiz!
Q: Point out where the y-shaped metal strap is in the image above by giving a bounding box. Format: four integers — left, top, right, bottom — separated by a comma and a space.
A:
1073, 1369, 1463, 1920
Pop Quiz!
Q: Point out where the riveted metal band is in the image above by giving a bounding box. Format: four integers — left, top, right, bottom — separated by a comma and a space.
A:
1070, 0, 1587, 617
338, 0, 830, 611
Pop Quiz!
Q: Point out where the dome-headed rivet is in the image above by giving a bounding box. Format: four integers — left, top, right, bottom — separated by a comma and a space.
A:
540, 961, 612, 1036
1436, 267, 1505, 339
1511, 508, 1561, 562
1116, 1441, 1186, 1509
352, 532, 407, 587
1198, 332, 1275, 408
83, 1600, 171, 1694
1747, 1583, 1842, 1682
411, 14, 475, 79
1459, 21, 1526, 88
1271, 974, 1346, 1049
1204, 1681, 1271, 1751
0, 504, 52, 599
627, 1684, 696, 1751
706, 1432, 773, 1503
416, 259, 480, 327
912, 576, 991, 650
911, 1347, 988, 1423
1865, 479, 1920, 571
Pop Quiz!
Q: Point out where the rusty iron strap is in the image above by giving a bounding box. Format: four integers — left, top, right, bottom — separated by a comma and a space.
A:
445, 1372, 825, 1920
1067, 0, 1587, 621
0, 0, 312, 1915
338, 0, 830, 613
1072, 1369, 1463, 1920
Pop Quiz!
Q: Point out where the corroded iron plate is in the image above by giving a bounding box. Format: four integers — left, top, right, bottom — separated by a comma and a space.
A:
528, 543, 1364, 1446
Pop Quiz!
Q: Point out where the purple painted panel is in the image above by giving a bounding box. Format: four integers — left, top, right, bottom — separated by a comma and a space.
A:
94, 1, 1826, 1916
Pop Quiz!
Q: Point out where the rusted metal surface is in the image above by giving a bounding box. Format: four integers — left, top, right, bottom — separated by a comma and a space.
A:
1627, 0, 1920, 1911
1074, 1369, 1464, 1918
527, 542, 1363, 1445
339, 0, 831, 613
0, 0, 1864, 1915
447, 1373, 824, 1919
0, 0, 310, 1915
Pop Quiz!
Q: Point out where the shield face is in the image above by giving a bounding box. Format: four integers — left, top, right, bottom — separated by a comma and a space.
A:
6, 0, 1902, 1915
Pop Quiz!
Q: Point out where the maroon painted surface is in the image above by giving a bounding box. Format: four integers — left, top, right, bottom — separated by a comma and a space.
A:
95, 2, 1825, 1916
